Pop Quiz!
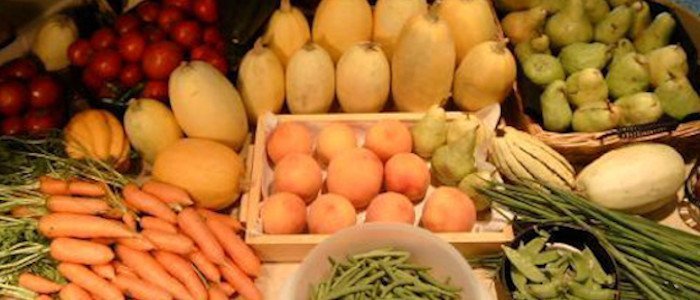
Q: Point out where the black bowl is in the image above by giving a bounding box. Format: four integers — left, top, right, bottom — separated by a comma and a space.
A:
500, 223, 620, 299
685, 159, 700, 209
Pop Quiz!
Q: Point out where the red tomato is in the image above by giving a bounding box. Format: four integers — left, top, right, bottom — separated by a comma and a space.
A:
143, 26, 166, 43
2, 58, 39, 81
142, 41, 183, 80
118, 32, 147, 62
212, 40, 226, 53
0, 81, 27, 117
170, 20, 203, 49
1, 116, 24, 135
141, 80, 168, 101
193, 0, 218, 23
82, 69, 104, 91
88, 50, 123, 80
137, 2, 161, 23
115, 14, 141, 35
28, 75, 62, 109
96, 84, 118, 99
67, 39, 94, 67
190, 45, 215, 61
24, 109, 57, 135
157, 6, 185, 31
202, 26, 223, 45
163, 0, 191, 10
91, 28, 118, 50
204, 54, 228, 74
119, 64, 144, 87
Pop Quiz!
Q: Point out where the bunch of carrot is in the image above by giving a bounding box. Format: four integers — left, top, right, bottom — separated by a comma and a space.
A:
16, 176, 263, 300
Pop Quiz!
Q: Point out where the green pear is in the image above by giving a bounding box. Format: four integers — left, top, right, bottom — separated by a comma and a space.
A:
634, 12, 676, 54
585, 0, 611, 23
614, 92, 663, 125
572, 102, 621, 132
606, 53, 650, 98
607, 0, 634, 6
495, 0, 542, 12
609, 38, 635, 68
545, 0, 594, 48
647, 45, 689, 87
566, 68, 609, 107
594, 5, 633, 44
431, 130, 477, 186
523, 54, 566, 86
458, 170, 495, 211
629, 1, 651, 39
539, 0, 567, 14
515, 34, 552, 63
446, 114, 479, 144
411, 105, 447, 158
559, 42, 611, 74
541, 80, 573, 132
502, 7, 549, 44
655, 77, 700, 120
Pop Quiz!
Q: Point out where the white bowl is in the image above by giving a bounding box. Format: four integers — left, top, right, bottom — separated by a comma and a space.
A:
282, 223, 490, 299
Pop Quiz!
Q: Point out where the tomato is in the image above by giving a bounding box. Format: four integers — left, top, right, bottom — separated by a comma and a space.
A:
170, 20, 203, 49
82, 69, 104, 91
163, 0, 191, 10
1, 116, 24, 136
119, 64, 144, 87
204, 54, 228, 74
193, 0, 218, 23
118, 32, 147, 62
202, 26, 223, 45
91, 28, 118, 50
88, 50, 123, 80
142, 41, 183, 80
28, 75, 62, 109
97, 84, 118, 99
0, 81, 27, 117
137, 2, 161, 23
141, 80, 168, 101
67, 39, 94, 67
190, 45, 215, 61
157, 6, 185, 31
2, 58, 39, 81
24, 109, 57, 135
143, 26, 166, 43
115, 14, 141, 35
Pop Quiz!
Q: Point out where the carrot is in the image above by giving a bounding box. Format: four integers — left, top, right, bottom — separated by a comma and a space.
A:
141, 216, 178, 234
122, 184, 177, 223
39, 213, 135, 238
153, 251, 207, 300
113, 274, 173, 300
91, 238, 116, 245
50, 238, 114, 265
142, 180, 194, 206
196, 208, 244, 232
117, 235, 156, 251
206, 217, 261, 277
113, 261, 137, 278
218, 282, 235, 296
188, 250, 220, 283
122, 212, 137, 231
177, 208, 225, 264
219, 260, 262, 300
115, 245, 193, 300
11, 205, 45, 218
35, 295, 52, 300
102, 207, 124, 219
58, 263, 124, 300
68, 180, 106, 197
91, 264, 116, 280
46, 196, 111, 215
207, 286, 228, 300
18, 272, 63, 294
141, 229, 195, 255
39, 176, 70, 195
59, 283, 93, 300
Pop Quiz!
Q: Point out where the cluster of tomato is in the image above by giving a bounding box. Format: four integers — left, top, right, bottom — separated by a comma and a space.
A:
67, 0, 226, 102
0, 58, 65, 136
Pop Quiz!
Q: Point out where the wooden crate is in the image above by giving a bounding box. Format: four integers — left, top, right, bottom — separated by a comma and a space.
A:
242, 111, 514, 262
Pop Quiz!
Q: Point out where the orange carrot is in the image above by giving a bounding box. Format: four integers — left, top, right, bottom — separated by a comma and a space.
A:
153, 251, 207, 300
58, 263, 124, 300
59, 283, 93, 300
39, 213, 135, 238
141, 216, 178, 234
115, 245, 193, 300
91, 238, 116, 245
188, 250, 220, 283
207, 286, 228, 300
102, 207, 124, 219
206, 217, 261, 277
91, 264, 116, 280
46, 196, 111, 215
141, 229, 195, 255
112, 274, 173, 300
177, 208, 225, 264
122, 184, 177, 223
218, 282, 235, 296
113, 261, 137, 278
142, 180, 194, 206
196, 208, 244, 232
39, 176, 70, 195
50, 238, 114, 265
35, 295, 52, 300
219, 260, 262, 300
117, 235, 156, 251
68, 180, 106, 197
122, 212, 137, 231
18, 273, 63, 294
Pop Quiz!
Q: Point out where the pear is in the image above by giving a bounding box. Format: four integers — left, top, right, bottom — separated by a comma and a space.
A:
566, 68, 609, 107
458, 170, 495, 211
411, 105, 447, 158
607, 0, 634, 6
446, 114, 480, 144
609, 38, 635, 68
584, 0, 611, 24
523, 54, 566, 86
431, 129, 477, 186
606, 53, 650, 98
594, 5, 633, 44
514, 34, 551, 63
634, 12, 676, 54
614, 92, 663, 125
545, 0, 594, 48
655, 77, 700, 120
629, 1, 651, 39
572, 102, 621, 132
559, 42, 611, 74
541, 80, 573, 132
539, 0, 567, 14
494, 0, 542, 12
647, 45, 688, 87
502, 7, 549, 44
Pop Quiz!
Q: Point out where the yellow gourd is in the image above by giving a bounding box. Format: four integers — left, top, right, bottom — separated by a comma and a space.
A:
238, 40, 285, 123
286, 43, 335, 114
373, 0, 428, 60
64, 109, 130, 170
262, 0, 310, 66
453, 41, 516, 111
336, 42, 390, 113
124, 98, 183, 164
436, 0, 498, 64
312, 0, 373, 62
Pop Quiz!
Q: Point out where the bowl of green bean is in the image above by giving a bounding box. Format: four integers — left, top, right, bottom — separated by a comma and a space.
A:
501, 224, 620, 300
284, 223, 489, 300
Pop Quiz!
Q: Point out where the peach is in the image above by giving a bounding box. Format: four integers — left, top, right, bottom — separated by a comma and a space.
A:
364, 120, 412, 162
273, 153, 323, 202
316, 122, 358, 163
384, 153, 430, 202
365, 192, 415, 225
261, 192, 307, 234
326, 148, 383, 209
267, 122, 313, 164
420, 187, 477, 232
307, 194, 357, 234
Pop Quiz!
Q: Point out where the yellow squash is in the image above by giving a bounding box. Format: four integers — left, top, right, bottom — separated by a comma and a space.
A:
336, 42, 390, 113
123, 98, 183, 164
453, 41, 516, 111
262, 0, 310, 66
64, 109, 130, 170
238, 41, 285, 123
312, 0, 373, 62
373, 0, 428, 60
286, 43, 335, 114
436, 0, 498, 64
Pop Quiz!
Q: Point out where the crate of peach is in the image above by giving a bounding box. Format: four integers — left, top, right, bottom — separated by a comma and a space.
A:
243, 105, 514, 262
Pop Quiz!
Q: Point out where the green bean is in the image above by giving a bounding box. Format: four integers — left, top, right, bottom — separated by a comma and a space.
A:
527, 279, 562, 299
511, 270, 537, 300
323, 285, 374, 300
569, 281, 617, 300
571, 251, 591, 282
504, 246, 548, 283
533, 250, 560, 265
582, 247, 614, 286
520, 236, 549, 259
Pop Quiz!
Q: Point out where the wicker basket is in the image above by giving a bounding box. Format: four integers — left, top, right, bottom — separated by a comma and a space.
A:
503, 0, 700, 165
